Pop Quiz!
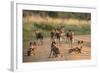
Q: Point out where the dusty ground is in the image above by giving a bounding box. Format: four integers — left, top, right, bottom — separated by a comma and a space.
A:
23, 35, 91, 62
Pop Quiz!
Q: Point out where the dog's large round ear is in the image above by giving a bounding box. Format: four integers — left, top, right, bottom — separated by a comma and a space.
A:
78, 41, 80, 44
80, 46, 82, 48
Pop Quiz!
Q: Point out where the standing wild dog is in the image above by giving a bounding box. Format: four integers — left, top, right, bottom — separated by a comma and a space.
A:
55, 29, 61, 44
66, 30, 74, 48
50, 29, 61, 44
58, 26, 65, 43
35, 30, 43, 45
50, 30, 56, 42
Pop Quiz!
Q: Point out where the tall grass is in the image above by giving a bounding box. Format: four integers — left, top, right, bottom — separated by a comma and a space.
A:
23, 16, 90, 25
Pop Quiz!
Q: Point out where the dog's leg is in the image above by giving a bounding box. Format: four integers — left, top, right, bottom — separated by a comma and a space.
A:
68, 49, 72, 54
79, 49, 81, 53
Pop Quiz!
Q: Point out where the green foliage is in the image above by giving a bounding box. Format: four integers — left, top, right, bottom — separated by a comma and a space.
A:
33, 23, 55, 31
23, 22, 90, 42
64, 24, 90, 35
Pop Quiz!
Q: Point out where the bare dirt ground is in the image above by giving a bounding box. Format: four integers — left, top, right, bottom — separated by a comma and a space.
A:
23, 35, 91, 62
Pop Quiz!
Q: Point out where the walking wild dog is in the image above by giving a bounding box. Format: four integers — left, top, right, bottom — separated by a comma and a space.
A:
35, 30, 43, 45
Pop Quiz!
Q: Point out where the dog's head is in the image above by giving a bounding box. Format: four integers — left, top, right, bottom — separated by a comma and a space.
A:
78, 40, 84, 44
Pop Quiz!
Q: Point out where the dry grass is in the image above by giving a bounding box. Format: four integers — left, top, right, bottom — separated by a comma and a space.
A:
23, 15, 90, 25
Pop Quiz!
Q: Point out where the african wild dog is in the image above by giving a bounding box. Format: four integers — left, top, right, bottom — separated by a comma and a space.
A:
35, 30, 43, 45
49, 41, 60, 58
68, 46, 82, 54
